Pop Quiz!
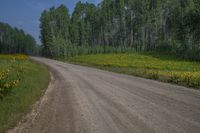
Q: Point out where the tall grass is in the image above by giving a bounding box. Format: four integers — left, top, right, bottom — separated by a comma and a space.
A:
0, 54, 49, 132
67, 53, 200, 89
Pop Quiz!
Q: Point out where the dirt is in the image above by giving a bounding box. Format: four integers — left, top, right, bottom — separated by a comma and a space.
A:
8, 57, 200, 133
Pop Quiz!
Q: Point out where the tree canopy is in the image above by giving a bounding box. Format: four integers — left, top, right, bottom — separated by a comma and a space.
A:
0, 22, 37, 54
40, 0, 200, 60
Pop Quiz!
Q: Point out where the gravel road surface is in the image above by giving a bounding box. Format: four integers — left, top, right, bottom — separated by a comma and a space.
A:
10, 57, 200, 133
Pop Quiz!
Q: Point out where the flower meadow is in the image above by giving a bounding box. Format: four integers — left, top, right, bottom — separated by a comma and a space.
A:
68, 53, 200, 89
0, 54, 49, 132
0, 54, 27, 99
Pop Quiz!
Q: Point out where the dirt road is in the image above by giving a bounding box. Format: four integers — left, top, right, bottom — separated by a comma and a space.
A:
11, 57, 200, 133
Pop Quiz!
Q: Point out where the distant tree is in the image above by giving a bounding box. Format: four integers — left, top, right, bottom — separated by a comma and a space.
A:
0, 22, 37, 54
40, 5, 70, 57
39, 0, 200, 60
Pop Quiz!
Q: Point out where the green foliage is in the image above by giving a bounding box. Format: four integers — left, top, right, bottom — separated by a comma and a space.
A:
0, 22, 37, 54
156, 40, 173, 53
0, 55, 49, 132
39, 0, 200, 61
147, 71, 159, 80
0, 54, 28, 99
0, 69, 19, 99
67, 53, 200, 89
40, 5, 70, 57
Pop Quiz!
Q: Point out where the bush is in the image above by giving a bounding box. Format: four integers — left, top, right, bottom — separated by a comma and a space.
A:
156, 40, 173, 53
0, 69, 19, 99
0, 54, 27, 99
147, 70, 159, 79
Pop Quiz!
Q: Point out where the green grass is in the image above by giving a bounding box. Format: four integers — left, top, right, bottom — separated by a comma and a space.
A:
65, 53, 200, 89
0, 55, 49, 133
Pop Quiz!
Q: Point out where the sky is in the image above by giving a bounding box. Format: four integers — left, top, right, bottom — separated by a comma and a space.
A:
0, 0, 101, 44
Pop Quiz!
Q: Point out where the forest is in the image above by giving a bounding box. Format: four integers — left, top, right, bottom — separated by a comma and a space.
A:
40, 0, 200, 60
0, 22, 37, 54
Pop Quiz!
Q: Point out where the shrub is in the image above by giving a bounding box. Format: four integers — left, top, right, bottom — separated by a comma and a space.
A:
156, 40, 173, 53
0, 54, 27, 99
0, 69, 19, 99
147, 70, 159, 79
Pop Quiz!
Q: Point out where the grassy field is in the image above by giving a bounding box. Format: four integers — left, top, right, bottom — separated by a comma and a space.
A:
66, 53, 200, 89
0, 54, 49, 132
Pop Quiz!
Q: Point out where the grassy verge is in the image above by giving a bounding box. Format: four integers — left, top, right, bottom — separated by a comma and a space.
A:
63, 53, 200, 89
0, 54, 49, 132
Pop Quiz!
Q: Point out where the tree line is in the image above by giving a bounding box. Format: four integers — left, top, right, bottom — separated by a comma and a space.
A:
0, 22, 37, 54
40, 0, 200, 60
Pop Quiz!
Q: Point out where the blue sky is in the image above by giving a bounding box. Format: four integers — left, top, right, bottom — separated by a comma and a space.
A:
0, 0, 101, 44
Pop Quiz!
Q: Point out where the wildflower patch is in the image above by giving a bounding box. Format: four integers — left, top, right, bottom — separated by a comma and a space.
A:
68, 53, 200, 89
0, 54, 27, 99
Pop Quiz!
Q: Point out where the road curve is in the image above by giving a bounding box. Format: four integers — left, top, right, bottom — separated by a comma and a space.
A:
13, 57, 200, 133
